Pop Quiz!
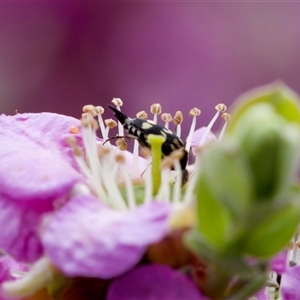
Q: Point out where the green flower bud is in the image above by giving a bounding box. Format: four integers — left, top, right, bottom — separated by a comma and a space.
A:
228, 84, 300, 200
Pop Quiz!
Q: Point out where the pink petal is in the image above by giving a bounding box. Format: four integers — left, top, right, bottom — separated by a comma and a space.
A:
42, 195, 170, 278
106, 264, 207, 300
281, 265, 300, 300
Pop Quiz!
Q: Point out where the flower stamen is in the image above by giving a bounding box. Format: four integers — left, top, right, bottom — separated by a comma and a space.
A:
171, 150, 185, 206
95, 106, 107, 140
73, 101, 229, 215
199, 103, 227, 146
156, 158, 172, 202
69, 125, 79, 134
131, 111, 148, 178
185, 107, 201, 153
173, 111, 183, 138
161, 113, 173, 129
111, 98, 124, 136
218, 112, 231, 140
68, 135, 108, 201
150, 103, 162, 124
116, 153, 136, 210
143, 156, 153, 204
136, 111, 148, 119
116, 138, 128, 151
100, 148, 127, 210
104, 118, 117, 147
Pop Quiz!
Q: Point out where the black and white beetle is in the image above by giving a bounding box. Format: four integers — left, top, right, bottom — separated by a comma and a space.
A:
108, 105, 189, 174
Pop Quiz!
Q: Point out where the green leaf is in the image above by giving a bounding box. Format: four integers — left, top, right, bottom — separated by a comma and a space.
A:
243, 201, 300, 257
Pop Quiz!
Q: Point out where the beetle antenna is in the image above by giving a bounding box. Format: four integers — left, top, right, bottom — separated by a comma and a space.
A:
102, 135, 127, 145
108, 105, 130, 125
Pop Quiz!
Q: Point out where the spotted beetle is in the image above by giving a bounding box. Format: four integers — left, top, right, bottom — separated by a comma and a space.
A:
108, 105, 189, 173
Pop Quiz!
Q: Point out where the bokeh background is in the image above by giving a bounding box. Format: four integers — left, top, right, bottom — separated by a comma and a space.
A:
1, 2, 300, 136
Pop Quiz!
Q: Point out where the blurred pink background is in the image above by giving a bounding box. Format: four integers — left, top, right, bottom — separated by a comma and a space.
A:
1, 2, 300, 135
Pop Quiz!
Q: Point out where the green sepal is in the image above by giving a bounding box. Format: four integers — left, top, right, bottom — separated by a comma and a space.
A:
228, 82, 300, 131
195, 140, 254, 251
197, 139, 253, 218
195, 171, 232, 251
243, 200, 300, 257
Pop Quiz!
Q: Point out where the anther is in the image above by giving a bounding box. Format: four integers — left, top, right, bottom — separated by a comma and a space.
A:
105, 118, 118, 129
189, 107, 201, 117
161, 113, 172, 129
82, 104, 94, 113
81, 112, 90, 119
99, 146, 112, 159
161, 113, 172, 123
115, 153, 126, 164
150, 103, 162, 115
67, 136, 82, 156
116, 138, 128, 151
173, 111, 183, 125
81, 118, 99, 131
150, 103, 162, 123
215, 103, 227, 113
82, 104, 98, 116
111, 98, 123, 107
173, 111, 183, 137
137, 111, 148, 119
81, 118, 90, 128
69, 125, 79, 134
95, 106, 104, 115
222, 112, 231, 121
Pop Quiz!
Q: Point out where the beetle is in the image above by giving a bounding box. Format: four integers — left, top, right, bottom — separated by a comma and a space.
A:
108, 105, 189, 176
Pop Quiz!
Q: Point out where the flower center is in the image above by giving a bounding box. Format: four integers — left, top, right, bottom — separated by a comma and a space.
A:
67, 100, 229, 212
